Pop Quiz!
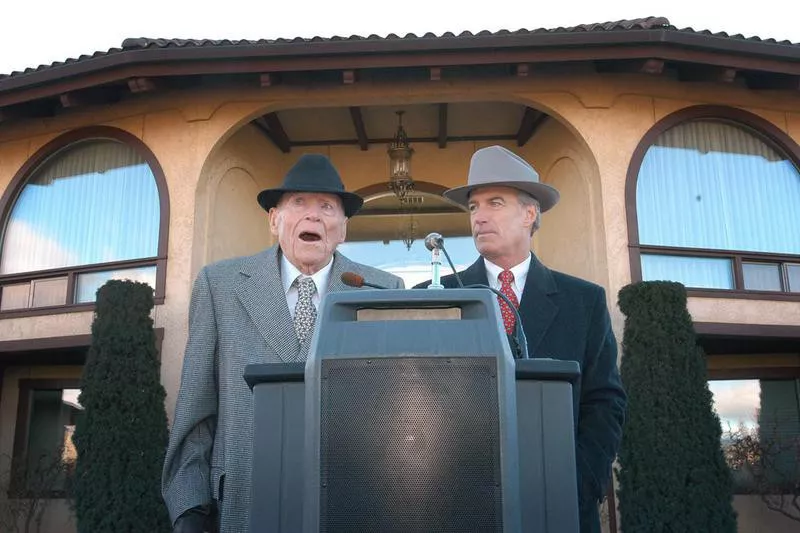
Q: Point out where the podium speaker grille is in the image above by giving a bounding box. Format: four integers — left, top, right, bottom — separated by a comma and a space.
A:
319, 357, 503, 533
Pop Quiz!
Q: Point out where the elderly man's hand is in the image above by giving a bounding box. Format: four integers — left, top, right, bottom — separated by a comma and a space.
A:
173, 505, 217, 533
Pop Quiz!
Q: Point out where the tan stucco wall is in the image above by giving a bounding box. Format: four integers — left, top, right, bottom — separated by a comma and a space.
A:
1, 69, 799, 423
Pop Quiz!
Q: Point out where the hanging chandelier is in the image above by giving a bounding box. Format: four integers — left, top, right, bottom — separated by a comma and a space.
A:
387, 110, 414, 201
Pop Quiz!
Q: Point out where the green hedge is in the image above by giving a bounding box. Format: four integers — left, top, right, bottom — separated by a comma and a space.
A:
616, 281, 736, 533
72, 280, 171, 532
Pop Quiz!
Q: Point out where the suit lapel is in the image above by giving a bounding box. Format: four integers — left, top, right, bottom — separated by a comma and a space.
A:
327, 251, 352, 294
235, 247, 300, 363
458, 258, 489, 287
518, 254, 558, 355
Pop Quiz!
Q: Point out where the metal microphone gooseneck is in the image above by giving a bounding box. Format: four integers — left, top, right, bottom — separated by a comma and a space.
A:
423, 232, 444, 289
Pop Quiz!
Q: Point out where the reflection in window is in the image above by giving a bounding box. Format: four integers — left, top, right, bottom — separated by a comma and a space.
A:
17, 388, 81, 495
641, 254, 733, 289
636, 120, 800, 291
742, 262, 782, 292
710, 379, 800, 494
0, 140, 159, 275
788, 264, 800, 293
338, 236, 479, 288
75, 266, 157, 303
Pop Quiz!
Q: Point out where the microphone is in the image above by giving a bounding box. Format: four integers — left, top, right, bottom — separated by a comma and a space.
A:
427, 233, 529, 359
423, 232, 445, 290
341, 272, 389, 290
424, 233, 463, 288
424, 232, 444, 251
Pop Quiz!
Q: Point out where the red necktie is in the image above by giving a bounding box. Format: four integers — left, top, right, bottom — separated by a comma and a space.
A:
498, 270, 519, 335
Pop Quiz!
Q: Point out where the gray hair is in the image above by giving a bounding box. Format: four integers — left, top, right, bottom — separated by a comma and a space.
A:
516, 191, 541, 235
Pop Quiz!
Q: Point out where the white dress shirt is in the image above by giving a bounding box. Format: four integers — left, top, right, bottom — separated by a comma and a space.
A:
281, 254, 334, 318
483, 254, 531, 303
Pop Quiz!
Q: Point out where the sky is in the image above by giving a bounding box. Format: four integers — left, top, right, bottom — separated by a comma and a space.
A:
1, 1, 798, 76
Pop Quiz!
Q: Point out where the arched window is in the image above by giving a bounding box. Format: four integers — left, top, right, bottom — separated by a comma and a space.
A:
628, 107, 800, 298
339, 184, 477, 287
0, 128, 168, 315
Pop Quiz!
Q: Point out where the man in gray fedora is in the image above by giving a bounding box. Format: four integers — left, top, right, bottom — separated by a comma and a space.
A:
417, 145, 626, 533
162, 154, 404, 533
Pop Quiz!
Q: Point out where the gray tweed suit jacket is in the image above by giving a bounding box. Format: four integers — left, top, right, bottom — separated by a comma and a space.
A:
162, 246, 404, 532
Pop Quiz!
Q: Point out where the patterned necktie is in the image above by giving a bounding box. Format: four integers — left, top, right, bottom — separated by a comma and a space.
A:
293, 276, 317, 344
497, 270, 519, 335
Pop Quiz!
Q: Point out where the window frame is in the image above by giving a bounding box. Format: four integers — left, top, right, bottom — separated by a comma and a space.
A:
0, 126, 170, 318
626, 105, 800, 301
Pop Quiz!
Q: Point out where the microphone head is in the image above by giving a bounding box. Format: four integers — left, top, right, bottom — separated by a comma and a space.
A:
340, 272, 365, 288
424, 232, 444, 251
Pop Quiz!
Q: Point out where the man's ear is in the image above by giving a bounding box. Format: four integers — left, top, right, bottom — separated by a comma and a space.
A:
338, 217, 348, 244
268, 208, 280, 236
524, 204, 537, 229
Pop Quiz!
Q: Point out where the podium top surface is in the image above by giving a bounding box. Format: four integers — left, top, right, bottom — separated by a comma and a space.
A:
321, 287, 495, 307
244, 358, 580, 389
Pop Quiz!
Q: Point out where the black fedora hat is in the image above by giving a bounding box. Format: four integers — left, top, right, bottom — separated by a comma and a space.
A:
257, 154, 364, 217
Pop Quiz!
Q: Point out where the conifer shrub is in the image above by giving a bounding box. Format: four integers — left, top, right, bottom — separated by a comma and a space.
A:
616, 281, 736, 532
72, 280, 170, 532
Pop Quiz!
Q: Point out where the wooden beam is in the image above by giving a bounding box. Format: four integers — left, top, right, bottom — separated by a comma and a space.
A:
638, 58, 665, 75
437, 103, 448, 149
127, 77, 160, 93
59, 92, 90, 108
349, 106, 369, 151
678, 65, 738, 83
515, 64, 531, 77
516, 107, 548, 146
253, 113, 291, 153
342, 70, 356, 84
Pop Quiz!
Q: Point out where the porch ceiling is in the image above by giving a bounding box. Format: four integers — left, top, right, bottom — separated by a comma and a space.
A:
254, 101, 543, 152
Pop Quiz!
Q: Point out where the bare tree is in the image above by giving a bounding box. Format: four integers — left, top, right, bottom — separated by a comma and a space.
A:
0, 449, 74, 533
725, 423, 800, 522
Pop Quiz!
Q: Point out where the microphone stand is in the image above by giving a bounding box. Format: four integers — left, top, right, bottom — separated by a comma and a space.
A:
427, 247, 444, 290
436, 240, 529, 360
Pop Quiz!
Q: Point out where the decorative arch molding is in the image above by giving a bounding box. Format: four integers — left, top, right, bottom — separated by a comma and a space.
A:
624, 105, 800, 300
0, 126, 171, 317
354, 181, 456, 202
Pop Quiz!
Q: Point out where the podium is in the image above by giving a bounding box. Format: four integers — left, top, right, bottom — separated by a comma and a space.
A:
244, 289, 580, 533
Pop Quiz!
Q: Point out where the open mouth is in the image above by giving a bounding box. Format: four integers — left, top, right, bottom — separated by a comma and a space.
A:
299, 231, 322, 242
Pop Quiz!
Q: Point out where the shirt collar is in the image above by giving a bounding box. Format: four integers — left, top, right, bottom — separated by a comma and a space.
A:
281, 252, 334, 295
483, 253, 531, 289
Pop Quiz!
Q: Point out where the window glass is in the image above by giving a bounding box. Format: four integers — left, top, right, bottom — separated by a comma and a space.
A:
75, 266, 156, 303
710, 379, 800, 494
637, 120, 800, 254
641, 254, 733, 289
20, 388, 81, 494
742, 262, 782, 291
787, 264, 800, 293
1, 140, 159, 275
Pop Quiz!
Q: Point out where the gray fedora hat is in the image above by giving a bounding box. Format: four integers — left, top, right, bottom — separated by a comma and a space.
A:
443, 145, 560, 212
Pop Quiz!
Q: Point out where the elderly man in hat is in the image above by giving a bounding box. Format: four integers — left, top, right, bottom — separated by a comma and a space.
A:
163, 154, 404, 533
417, 145, 626, 533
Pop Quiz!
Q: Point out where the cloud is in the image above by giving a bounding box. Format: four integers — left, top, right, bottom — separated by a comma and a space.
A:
0, 219, 78, 274
710, 380, 760, 430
